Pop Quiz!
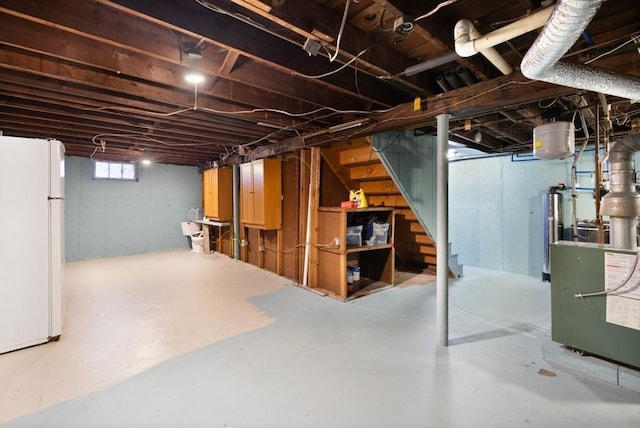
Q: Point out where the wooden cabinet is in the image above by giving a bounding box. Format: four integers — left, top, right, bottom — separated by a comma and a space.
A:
240, 158, 282, 229
203, 167, 232, 221
312, 207, 395, 301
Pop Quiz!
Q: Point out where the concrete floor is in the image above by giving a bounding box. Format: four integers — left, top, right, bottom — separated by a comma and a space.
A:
0, 250, 638, 428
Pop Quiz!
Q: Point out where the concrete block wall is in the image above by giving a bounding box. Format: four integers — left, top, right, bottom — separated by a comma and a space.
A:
65, 156, 202, 261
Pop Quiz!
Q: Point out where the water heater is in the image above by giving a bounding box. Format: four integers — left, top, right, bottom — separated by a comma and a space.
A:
542, 185, 564, 281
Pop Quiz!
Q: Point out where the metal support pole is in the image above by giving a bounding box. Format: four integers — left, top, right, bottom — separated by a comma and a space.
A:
232, 162, 241, 260
436, 113, 450, 347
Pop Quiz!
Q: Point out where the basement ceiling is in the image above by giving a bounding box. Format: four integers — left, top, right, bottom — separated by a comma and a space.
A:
1, 0, 639, 166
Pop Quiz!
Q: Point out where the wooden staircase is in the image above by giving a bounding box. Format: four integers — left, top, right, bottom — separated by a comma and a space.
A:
320, 137, 462, 276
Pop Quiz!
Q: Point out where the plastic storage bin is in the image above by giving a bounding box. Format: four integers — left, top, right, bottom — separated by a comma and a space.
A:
364, 222, 390, 245
346, 225, 363, 247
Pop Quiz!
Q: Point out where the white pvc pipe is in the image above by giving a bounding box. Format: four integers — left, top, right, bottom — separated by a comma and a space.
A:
436, 114, 450, 347
458, 8, 553, 56
479, 47, 514, 76
454, 19, 513, 75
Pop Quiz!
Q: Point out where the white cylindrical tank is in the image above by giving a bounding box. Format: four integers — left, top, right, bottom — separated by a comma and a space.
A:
533, 122, 575, 160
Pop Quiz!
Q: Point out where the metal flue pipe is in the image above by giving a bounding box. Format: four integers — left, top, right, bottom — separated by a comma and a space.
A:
600, 134, 640, 250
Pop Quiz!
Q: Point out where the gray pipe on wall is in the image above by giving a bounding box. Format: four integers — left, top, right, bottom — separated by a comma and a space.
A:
232, 162, 241, 259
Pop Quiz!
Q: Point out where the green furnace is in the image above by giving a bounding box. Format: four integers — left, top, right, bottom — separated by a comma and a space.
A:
550, 241, 640, 368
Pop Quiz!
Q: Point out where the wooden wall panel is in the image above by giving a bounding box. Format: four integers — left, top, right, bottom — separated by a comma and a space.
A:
264, 230, 278, 273
320, 158, 349, 207
245, 228, 260, 266
282, 155, 301, 282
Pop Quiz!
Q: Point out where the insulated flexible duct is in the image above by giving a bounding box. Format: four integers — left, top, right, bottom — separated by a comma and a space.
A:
520, 0, 640, 101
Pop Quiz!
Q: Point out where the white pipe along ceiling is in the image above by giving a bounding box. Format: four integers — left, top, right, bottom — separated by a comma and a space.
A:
454, 6, 554, 75
520, 0, 640, 102
453, 19, 513, 75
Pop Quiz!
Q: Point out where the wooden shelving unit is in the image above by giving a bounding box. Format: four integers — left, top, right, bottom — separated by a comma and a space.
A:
312, 207, 395, 301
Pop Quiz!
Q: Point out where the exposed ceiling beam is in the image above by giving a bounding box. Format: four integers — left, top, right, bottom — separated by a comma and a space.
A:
0, 5, 369, 113
249, 73, 581, 160
208, 0, 431, 95
104, 0, 411, 107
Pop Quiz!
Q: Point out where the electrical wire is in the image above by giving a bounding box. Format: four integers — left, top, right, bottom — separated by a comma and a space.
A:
328, 0, 351, 62
538, 97, 559, 109
414, 0, 459, 23
201, 229, 231, 245
194, 0, 296, 41
83, 102, 392, 125
372, 130, 404, 153
89, 139, 106, 159
91, 133, 218, 147
585, 35, 640, 65
83, 106, 193, 117
284, 154, 311, 170
379, 9, 394, 32
293, 48, 370, 79
575, 250, 640, 298
263, 237, 340, 254
242, 107, 378, 153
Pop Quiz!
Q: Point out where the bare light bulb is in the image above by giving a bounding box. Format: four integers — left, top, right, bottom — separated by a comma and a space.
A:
185, 72, 204, 84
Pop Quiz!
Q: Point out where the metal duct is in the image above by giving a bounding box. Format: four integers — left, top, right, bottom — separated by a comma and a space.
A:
436, 75, 452, 92
521, 0, 640, 101
444, 70, 465, 89
395, 51, 459, 78
456, 66, 478, 85
600, 133, 640, 250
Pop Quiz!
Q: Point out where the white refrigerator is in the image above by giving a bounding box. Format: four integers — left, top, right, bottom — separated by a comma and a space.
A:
0, 136, 65, 354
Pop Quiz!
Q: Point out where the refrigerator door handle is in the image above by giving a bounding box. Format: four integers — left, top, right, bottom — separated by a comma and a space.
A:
48, 196, 64, 200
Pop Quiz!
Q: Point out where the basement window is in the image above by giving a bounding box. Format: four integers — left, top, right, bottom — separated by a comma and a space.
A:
92, 160, 138, 181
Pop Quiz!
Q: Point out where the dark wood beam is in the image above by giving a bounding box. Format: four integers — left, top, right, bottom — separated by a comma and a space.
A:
0, 7, 365, 113
250, 73, 581, 159
105, 0, 410, 106
0, 47, 320, 131
217, 0, 430, 96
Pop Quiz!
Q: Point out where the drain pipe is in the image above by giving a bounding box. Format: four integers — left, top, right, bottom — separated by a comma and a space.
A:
454, 19, 513, 75
454, 7, 553, 75
600, 134, 640, 250
520, 0, 640, 101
